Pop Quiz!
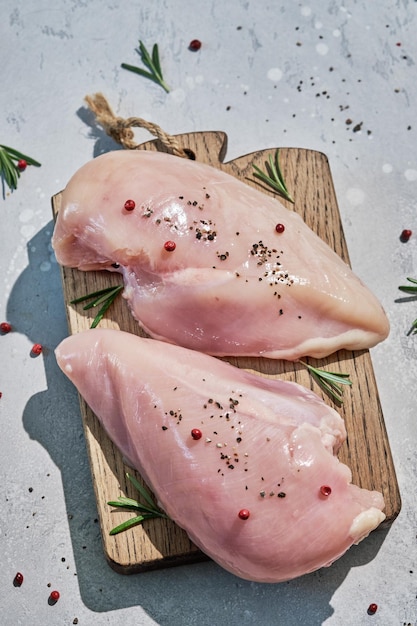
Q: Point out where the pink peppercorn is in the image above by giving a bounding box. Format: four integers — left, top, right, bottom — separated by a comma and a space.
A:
124, 199, 135, 211
400, 229, 412, 242
164, 241, 176, 252
189, 39, 202, 51
49, 590, 60, 604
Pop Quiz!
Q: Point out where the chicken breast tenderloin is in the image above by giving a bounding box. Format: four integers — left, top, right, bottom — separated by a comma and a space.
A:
55, 329, 385, 583
52, 150, 389, 360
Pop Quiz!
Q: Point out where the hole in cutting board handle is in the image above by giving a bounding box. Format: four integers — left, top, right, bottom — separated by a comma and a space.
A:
183, 148, 196, 160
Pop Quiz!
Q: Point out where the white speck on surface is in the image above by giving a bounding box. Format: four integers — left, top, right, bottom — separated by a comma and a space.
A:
267, 67, 283, 82
20, 224, 36, 238
316, 43, 329, 56
382, 163, 393, 173
346, 188, 365, 205
19, 209, 34, 223
64, 363, 73, 374
315, 21, 323, 29
404, 169, 417, 181
40, 261, 51, 272
333, 29, 341, 37
300, 6, 312, 17
168, 88, 186, 103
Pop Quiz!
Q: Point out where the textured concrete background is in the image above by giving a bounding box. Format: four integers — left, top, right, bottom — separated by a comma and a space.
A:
1, 1, 416, 624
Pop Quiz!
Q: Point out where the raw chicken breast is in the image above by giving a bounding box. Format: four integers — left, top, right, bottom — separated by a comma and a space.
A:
55, 329, 385, 583
52, 150, 389, 360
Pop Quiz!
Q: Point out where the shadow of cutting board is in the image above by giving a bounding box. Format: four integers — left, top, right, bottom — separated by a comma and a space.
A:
51, 131, 401, 575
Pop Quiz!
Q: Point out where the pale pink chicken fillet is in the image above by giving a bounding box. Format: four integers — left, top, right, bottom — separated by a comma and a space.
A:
55, 329, 386, 583
52, 150, 389, 360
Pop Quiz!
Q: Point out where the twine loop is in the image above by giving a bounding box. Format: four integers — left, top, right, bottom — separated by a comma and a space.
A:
84, 93, 189, 158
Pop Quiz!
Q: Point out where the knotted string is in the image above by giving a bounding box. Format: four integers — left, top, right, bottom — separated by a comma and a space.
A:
84, 93, 189, 158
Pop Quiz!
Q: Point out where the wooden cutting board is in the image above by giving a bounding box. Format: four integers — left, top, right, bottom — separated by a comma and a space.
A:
52, 131, 401, 575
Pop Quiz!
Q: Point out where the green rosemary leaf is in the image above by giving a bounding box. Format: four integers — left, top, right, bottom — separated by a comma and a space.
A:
82, 285, 122, 310
109, 514, 157, 536
70, 284, 123, 328
90, 286, 123, 329
0, 144, 41, 167
121, 40, 170, 93
107, 497, 142, 510
138, 39, 154, 72
125, 472, 158, 510
120, 63, 157, 82
253, 150, 294, 204
399, 287, 417, 294
300, 360, 352, 404
70, 285, 119, 305
309, 369, 352, 385
398, 278, 417, 333
314, 374, 344, 403
271, 153, 288, 194
265, 153, 288, 199
151, 43, 162, 77
0, 148, 18, 190
108, 494, 166, 518
399, 276, 417, 294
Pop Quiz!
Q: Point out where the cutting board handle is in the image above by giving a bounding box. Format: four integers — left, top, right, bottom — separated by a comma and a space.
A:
137, 130, 229, 166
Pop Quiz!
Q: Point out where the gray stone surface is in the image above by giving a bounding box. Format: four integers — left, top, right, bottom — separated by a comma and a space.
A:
1, 1, 416, 624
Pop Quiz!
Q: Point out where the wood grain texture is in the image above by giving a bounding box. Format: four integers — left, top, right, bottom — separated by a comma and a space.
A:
51, 131, 401, 575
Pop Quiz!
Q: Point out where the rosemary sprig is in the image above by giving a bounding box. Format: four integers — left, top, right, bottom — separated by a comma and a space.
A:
0, 144, 41, 193
108, 472, 168, 535
398, 276, 417, 295
70, 284, 123, 328
408, 320, 417, 335
121, 40, 170, 93
398, 277, 417, 334
299, 360, 352, 404
253, 150, 294, 203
